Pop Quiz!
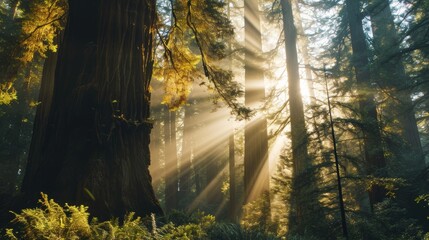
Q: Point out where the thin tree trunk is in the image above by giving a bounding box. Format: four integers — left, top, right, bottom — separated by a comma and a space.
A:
22, 0, 162, 219
179, 101, 194, 209
345, 0, 387, 207
206, 143, 224, 209
228, 131, 237, 221
280, 0, 311, 233
165, 110, 178, 211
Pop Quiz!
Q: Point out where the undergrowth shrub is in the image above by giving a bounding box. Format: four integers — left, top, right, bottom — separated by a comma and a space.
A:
2, 193, 215, 240
2, 193, 281, 239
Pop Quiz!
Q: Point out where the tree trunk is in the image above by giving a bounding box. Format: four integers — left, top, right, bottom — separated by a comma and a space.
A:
369, 0, 425, 173
280, 0, 311, 233
165, 110, 178, 211
291, 0, 316, 102
228, 131, 237, 221
179, 101, 194, 209
22, 0, 162, 219
345, 0, 387, 207
206, 143, 225, 210
244, 0, 270, 204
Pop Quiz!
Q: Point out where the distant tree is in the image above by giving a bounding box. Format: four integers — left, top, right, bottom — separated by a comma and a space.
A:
243, 0, 270, 205
345, 0, 387, 207
280, 0, 312, 234
0, 0, 64, 194
164, 110, 178, 212
368, 0, 425, 173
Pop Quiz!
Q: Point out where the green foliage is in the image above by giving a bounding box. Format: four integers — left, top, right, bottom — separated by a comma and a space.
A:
347, 200, 425, 240
5, 193, 91, 239
155, 0, 250, 119
18, 0, 65, 63
240, 193, 274, 234
2, 194, 283, 240
3, 194, 217, 240
366, 177, 407, 198
0, 82, 17, 105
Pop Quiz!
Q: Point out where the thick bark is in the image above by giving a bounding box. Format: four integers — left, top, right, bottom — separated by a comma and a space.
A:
22, 0, 162, 219
280, 0, 312, 233
369, 0, 425, 172
244, 0, 270, 204
164, 110, 178, 211
345, 0, 387, 206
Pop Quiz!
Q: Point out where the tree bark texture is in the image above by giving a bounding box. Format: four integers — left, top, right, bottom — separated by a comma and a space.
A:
22, 0, 162, 219
345, 0, 387, 206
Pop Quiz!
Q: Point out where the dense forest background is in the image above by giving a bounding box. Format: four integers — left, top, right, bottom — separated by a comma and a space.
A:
0, 0, 428, 239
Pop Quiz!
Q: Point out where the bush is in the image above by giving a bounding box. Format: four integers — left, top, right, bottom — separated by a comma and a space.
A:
3, 193, 215, 240
2, 193, 282, 240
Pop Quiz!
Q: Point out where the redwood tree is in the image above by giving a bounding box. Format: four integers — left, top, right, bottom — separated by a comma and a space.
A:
22, 0, 162, 219
345, 0, 387, 207
244, 0, 270, 204
280, 0, 311, 233
368, 0, 425, 173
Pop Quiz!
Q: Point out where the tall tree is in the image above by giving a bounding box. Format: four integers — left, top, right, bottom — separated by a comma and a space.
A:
164, 110, 178, 212
179, 97, 196, 209
22, 0, 163, 219
244, 0, 270, 204
368, 0, 425, 173
345, 0, 387, 207
280, 0, 311, 233
228, 130, 237, 221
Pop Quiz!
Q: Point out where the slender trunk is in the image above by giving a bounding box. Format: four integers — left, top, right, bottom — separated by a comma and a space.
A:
369, 0, 425, 172
345, 0, 387, 207
22, 0, 162, 219
280, 0, 311, 233
291, 0, 325, 151
206, 143, 224, 209
179, 102, 194, 209
228, 131, 237, 221
244, 0, 270, 204
165, 110, 178, 211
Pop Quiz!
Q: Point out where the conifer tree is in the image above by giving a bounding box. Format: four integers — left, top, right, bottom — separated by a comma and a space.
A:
368, 0, 425, 173
244, 0, 270, 205
345, 0, 387, 207
280, 0, 312, 234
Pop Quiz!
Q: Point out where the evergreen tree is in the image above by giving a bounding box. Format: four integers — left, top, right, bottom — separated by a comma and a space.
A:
243, 0, 270, 205
345, 0, 387, 208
